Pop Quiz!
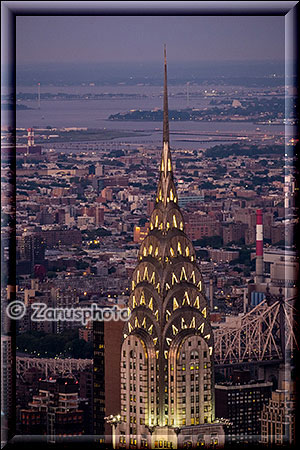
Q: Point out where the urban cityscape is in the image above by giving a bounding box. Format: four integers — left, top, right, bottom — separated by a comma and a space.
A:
1, 10, 299, 450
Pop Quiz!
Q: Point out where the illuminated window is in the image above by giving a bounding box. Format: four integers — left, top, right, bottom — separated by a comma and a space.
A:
149, 272, 155, 285
173, 214, 177, 228
143, 267, 148, 280
173, 297, 179, 311
140, 292, 146, 305
172, 324, 178, 335
183, 291, 190, 305
172, 273, 178, 284
180, 266, 187, 280
148, 297, 153, 310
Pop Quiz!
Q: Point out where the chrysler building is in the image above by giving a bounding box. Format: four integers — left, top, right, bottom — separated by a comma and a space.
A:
109, 46, 225, 449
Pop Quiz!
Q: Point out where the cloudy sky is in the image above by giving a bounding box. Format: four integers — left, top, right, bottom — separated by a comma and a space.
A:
16, 15, 285, 65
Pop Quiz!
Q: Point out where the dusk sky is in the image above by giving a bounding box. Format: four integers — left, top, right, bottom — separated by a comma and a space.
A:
16, 15, 285, 65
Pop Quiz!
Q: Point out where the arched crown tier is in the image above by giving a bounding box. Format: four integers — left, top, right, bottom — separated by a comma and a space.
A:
138, 233, 196, 263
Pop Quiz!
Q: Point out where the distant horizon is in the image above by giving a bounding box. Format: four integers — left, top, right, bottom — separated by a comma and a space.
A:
16, 58, 286, 68
12, 59, 287, 89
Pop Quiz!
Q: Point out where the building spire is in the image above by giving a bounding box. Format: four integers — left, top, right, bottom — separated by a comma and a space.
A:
155, 44, 177, 210
163, 44, 169, 144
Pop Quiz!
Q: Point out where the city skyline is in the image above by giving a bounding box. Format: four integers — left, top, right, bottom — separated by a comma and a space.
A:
1, 3, 298, 448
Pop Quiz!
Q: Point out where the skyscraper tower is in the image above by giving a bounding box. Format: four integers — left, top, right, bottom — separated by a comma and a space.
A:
110, 46, 224, 449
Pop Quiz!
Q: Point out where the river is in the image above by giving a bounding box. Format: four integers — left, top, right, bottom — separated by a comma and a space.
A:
13, 83, 286, 150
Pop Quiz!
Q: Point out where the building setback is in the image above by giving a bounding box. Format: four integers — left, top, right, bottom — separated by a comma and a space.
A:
20, 378, 84, 439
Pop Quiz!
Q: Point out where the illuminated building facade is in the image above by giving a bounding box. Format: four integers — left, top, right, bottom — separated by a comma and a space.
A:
109, 47, 225, 449
260, 381, 296, 446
